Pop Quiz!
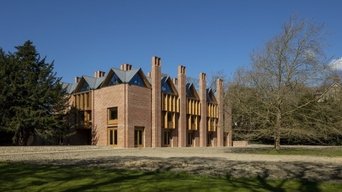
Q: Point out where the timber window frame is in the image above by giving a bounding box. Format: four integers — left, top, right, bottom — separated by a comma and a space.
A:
108, 107, 118, 125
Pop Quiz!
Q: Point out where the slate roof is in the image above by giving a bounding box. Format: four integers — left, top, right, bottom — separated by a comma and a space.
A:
111, 68, 140, 83
62, 82, 77, 94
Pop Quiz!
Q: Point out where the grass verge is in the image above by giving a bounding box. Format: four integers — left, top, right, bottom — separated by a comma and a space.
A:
0, 162, 340, 192
230, 147, 342, 157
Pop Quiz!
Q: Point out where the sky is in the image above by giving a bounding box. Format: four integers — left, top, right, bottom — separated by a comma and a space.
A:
1, 0, 342, 83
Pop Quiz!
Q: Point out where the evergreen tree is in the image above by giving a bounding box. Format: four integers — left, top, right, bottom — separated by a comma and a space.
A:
0, 41, 68, 145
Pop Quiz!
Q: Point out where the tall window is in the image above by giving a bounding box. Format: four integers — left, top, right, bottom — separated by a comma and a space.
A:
108, 128, 118, 146
108, 107, 118, 124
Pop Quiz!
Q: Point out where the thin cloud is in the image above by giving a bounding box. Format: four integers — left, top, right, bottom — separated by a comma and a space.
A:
329, 58, 342, 71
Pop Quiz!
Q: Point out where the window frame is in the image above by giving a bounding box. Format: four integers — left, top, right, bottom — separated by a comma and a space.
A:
108, 107, 118, 125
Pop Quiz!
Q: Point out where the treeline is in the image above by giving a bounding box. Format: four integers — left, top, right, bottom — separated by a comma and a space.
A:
0, 41, 68, 145
226, 17, 342, 148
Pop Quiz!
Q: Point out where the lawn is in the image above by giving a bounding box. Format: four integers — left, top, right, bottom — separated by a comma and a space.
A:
0, 162, 340, 192
230, 146, 342, 157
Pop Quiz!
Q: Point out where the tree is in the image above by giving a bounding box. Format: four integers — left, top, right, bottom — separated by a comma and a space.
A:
230, 17, 329, 149
0, 41, 68, 145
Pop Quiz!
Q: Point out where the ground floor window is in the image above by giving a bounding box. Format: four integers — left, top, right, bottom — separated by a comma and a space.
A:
134, 127, 144, 147
108, 127, 118, 146
187, 132, 194, 146
163, 130, 172, 146
207, 132, 215, 146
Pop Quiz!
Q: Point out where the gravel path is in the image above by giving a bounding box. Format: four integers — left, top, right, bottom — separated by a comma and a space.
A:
0, 146, 341, 181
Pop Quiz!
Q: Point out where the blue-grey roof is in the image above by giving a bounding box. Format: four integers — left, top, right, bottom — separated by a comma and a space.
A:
62, 82, 77, 94
95, 76, 106, 88
111, 68, 140, 83
83, 76, 97, 89
82, 75, 106, 89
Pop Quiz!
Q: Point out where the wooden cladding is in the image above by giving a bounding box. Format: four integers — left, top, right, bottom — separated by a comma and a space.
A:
187, 115, 199, 130
73, 92, 92, 110
207, 118, 217, 132
186, 99, 200, 130
187, 99, 200, 115
207, 104, 218, 131
162, 94, 179, 112
207, 103, 218, 118
163, 111, 177, 129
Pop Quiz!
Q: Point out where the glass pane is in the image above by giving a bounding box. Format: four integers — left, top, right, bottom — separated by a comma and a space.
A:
109, 107, 118, 120
162, 81, 173, 94
114, 129, 117, 145
130, 73, 145, 87
80, 82, 90, 92
109, 130, 113, 145
109, 73, 121, 86
139, 130, 143, 145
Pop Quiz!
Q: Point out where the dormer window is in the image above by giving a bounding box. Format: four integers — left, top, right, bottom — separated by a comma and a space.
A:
80, 82, 90, 92
130, 73, 145, 87
162, 81, 173, 94
109, 73, 121, 86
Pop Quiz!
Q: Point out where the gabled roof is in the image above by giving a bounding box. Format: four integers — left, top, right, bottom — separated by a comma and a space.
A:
101, 68, 151, 88
62, 82, 77, 94
73, 75, 106, 93
161, 76, 178, 95
83, 76, 97, 89
94, 76, 106, 88
207, 88, 217, 104
186, 83, 200, 100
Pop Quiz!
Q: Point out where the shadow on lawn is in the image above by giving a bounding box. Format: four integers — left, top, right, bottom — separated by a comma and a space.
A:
0, 161, 340, 192
224, 169, 323, 192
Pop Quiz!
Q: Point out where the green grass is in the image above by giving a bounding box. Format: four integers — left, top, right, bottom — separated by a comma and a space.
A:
0, 162, 340, 192
231, 147, 342, 157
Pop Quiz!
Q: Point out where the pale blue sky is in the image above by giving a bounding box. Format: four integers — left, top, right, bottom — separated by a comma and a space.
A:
1, 0, 342, 83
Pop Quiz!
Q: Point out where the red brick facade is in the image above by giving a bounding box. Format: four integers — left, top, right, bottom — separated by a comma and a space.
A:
65, 56, 231, 147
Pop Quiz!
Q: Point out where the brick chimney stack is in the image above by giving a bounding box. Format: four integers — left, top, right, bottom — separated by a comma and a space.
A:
151, 56, 161, 147
178, 65, 186, 147
94, 71, 105, 78
216, 78, 224, 147
120, 64, 132, 71
75, 76, 81, 83
199, 72, 207, 147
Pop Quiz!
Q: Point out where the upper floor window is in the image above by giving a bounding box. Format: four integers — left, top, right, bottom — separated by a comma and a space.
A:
162, 81, 173, 94
80, 82, 90, 92
130, 73, 145, 87
109, 73, 121, 86
108, 107, 118, 120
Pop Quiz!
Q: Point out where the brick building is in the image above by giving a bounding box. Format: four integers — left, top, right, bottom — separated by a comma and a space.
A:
63, 56, 232, 147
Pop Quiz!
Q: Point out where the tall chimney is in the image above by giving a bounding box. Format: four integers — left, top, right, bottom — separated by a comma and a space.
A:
75, 76, 81, 83
94, 70, 105, 78
120, 64, 132, 71
178, 65, 186, 147
199, 72, 207, 147
216, 78, 224, 147
151, 56, 162, 147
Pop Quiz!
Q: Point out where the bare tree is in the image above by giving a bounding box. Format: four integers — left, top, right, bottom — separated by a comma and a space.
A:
231, 17, 328, 149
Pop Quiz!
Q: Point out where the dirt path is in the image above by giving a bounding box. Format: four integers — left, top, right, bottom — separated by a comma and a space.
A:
0, 146, 341, 181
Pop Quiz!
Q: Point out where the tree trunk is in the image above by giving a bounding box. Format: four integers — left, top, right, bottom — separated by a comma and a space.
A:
274, 110, 281, 150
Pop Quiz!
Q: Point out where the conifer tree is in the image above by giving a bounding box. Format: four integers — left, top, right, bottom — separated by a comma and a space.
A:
0, 41, 68, 145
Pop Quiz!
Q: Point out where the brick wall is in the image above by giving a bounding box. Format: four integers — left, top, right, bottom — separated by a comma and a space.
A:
127, 85, 152, 147
93, 84, 125, 146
